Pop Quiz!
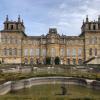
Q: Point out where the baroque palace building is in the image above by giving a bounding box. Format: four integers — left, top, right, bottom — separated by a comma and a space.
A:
0, 15, 100, 65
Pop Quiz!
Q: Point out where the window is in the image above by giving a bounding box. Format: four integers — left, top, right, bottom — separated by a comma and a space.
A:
30, 49, 34, 56
93, 37, 97, 44
30, 58, 34, 64
72, 48, 76, 57
51, 48, 55, 57
24, 58, 28, 64
15, 39, 17, 44
89, 38, 92, 44
4, 36, 7, 43
89, 48, 92, 56
7, 37, 10, 43
42, 49, 46, 56
78, 59, 82, 65
13, 48, 17, 56
24, 49, 28, 56
93, 24, 96, 30
3, 48, 7, 56
10, 37, 12, 44
94, 48, 97, 56
67, 48, 70, 57
11, 25, 13, 30
67, 59, 70, 65
9, 48, 12, 56
15, 48, 17, 55
51, 38, 55, 43
60, 48, 64, 56
73, 59, 76, 65
78, 48, 82, 57
36, 49, 39, 56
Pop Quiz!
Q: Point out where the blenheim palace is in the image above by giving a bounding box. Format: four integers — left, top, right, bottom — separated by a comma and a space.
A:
0, 15, 100, 65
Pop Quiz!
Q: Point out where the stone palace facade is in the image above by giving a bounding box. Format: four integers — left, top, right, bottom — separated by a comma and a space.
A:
0, 15, 100, 65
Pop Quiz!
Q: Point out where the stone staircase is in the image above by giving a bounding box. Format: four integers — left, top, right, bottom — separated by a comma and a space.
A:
84, 56, 100, 64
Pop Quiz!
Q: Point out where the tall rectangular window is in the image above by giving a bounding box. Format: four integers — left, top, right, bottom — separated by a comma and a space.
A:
51, 48, 55, 57
42, 49, 46, 56
24, 49, 28, 56
78, 48, 82, 57
67, 48, 70, 57
36, 48, 39, 56
30, 49, 34, 56
60, 48, 64, 56
94, 48, 97, 56
3, 48, 7, 56
72, 48, 76, 57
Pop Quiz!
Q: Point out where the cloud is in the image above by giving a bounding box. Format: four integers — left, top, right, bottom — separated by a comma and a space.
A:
0, 0, 100, 36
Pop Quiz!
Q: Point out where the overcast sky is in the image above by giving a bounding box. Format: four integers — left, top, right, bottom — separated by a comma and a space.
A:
0, 0, 100, 36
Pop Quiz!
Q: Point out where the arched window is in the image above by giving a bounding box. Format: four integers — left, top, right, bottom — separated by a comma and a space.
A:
93, 24, 96, 30
89, 48, 92, 56
78, 59, 82, 65
73, 59, 76, 65
30, 58, 33, 64
89, 24, 91, 30
94, 48, 97, 56
24, 58, 28, 64
67, 59, 70, 65
11, 25, 13, 30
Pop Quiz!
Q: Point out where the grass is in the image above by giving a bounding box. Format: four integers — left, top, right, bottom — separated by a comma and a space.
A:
0, 84, 100, 100
0, 68, 100, 83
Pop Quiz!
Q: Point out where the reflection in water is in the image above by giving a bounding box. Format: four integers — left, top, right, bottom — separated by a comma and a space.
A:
1, 84, 100, 100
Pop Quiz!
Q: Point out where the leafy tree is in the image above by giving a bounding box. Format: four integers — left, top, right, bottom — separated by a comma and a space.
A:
55, 56, 60, 65
46, 57, 51, 65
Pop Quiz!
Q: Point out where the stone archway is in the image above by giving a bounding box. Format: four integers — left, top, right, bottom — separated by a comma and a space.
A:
24, 58, 28, 64
30, 58, 34, 64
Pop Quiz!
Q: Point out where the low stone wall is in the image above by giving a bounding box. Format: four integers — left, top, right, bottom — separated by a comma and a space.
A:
0, 77, 100, 95
90, 80, 100, 90
0, 81, 11, 95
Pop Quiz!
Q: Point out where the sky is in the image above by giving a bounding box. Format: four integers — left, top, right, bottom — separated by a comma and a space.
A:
0, 0, 100, 36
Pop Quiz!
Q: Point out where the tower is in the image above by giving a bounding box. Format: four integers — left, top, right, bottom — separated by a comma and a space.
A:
3, 15, 25, 32
81, 15, 100, 63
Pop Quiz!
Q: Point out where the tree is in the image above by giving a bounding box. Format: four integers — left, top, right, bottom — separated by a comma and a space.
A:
46, 57, 51, 65
55, 56, 60, 65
